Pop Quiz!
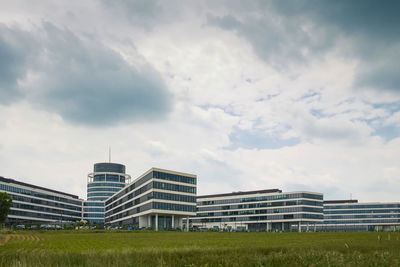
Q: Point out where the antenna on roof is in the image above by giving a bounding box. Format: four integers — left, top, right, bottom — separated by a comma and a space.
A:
109, 146, 111, 163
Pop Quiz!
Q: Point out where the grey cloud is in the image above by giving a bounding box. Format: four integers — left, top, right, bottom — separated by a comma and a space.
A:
355, 47, 400, 92
101, 0, 163, 30
272, 0, 400, 43
272, 0, 400, 92
207, 0, 400, 92
0, 26, 37, 104
0, 23, 171, 126
206, 3, 335, 69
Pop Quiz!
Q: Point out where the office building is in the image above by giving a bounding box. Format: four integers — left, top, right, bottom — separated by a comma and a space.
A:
316, 200, 400, 232
0, 176, 82, 224
87, 162, 131, 201
191, 189, 324, 232
84, 162, 131, 224
82, 200, 105, 224
2, 161, 400, 232
105, 168, 197, 230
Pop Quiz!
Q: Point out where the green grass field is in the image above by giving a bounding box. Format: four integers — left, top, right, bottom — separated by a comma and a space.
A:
1, 231, 400, 266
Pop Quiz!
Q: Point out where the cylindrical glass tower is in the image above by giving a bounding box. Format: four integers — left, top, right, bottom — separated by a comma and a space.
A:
87, 162, 131, 201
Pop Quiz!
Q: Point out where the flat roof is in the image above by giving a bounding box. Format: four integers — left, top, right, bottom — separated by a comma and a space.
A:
0, 176, 79, 199
198, 189, 282, 199
324, 200, 358, 204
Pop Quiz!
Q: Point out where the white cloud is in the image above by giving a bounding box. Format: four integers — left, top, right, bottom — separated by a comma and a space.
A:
0, 0, 399, 203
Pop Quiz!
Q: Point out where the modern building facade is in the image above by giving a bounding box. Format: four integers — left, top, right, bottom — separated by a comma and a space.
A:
83, 200, 105, 224
0, 176, 82, 224
191, 189, 324, 232
84, 162, 132, 224
105, 168, 197, 230
87, 163, 131, 201
316, 200, 400, 232
2, 163, 400, 232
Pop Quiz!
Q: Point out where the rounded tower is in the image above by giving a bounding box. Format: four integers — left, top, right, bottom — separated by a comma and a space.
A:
87, 162, 131, 201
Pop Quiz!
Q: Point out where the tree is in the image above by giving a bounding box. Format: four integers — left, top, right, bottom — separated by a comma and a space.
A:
0, 192, 13, 226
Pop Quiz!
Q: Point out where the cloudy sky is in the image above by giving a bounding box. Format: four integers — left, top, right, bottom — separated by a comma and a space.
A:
0, 0, 399, 202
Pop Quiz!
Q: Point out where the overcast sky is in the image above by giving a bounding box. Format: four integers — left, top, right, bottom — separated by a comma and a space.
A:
0, 0, 399, 201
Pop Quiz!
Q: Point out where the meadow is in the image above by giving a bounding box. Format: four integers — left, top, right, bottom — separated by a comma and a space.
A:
1, 230, 400, 266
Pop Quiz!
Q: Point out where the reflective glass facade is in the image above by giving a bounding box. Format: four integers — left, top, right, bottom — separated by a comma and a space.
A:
105, 168, 197, 229
3, 165, 400, 232
192, 190, 324, 232
317, 200, 400, 231
94, 163, 125, 173
87, 163, 131, 201
85, 162, 131, 223
82, 201, 105, 224
0, 176, 82, 224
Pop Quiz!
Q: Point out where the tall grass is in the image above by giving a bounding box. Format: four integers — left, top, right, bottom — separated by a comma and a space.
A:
1, 231, 399, 266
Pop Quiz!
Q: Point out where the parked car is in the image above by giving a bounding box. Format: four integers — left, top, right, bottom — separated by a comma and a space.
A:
16, 224, 25, 230
40, 224, 53, 230
29, 225, 38, 230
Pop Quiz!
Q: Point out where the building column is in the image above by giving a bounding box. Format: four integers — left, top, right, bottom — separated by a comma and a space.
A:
307, 223, 309, 232
155, 214, 158, 231
314, 224, 316, 232
266, 222, 269, 232
282, 222, 284, 232
186, 216, 189, 232
172, 215, 175, 228
164, 216, 167, 229
298, 222, 302, 233
148, 215, 151, 228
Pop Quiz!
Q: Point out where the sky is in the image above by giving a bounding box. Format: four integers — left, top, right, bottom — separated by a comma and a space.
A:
0, 0, 399, 202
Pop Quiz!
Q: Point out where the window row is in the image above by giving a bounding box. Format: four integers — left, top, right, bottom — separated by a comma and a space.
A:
83, 213, 104, 218
7, 193, 82, 211
199, 193, 322, 206
84, 202, 104, 207
87, 192, 115, 197
87, 187, 122, 192
12, 203, 81, 217
88, 197, 109, 201
153, 202, 196, 212
324, 204, 400, 209
9, 209, 81, 221
197, 200, 323, 212
324, 209, 400, 215
197, 207, 323, 217
153, 182, 196, 194
0, 184, 82, 206
191, 213, 323, 223
83, 208, 105, 212
153, 171, 196, 185
88, 183, 125, 188
93, 174, 126, 183
323, 219, 400, 224
325, 214, 399, 219
153, 191, 196, 203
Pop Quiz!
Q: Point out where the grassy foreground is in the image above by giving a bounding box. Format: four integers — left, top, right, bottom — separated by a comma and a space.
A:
1, 231, 400, 266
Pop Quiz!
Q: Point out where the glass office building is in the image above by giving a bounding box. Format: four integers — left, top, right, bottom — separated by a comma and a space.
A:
191, 189, 324, 232
317, 200, 400, 232
87, 163, 131, 201
105, 168, 197, 230
2, 163, 400, 232
0, 176, 83, 224
82, 200, 105, 224
84, 162, 132, 224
